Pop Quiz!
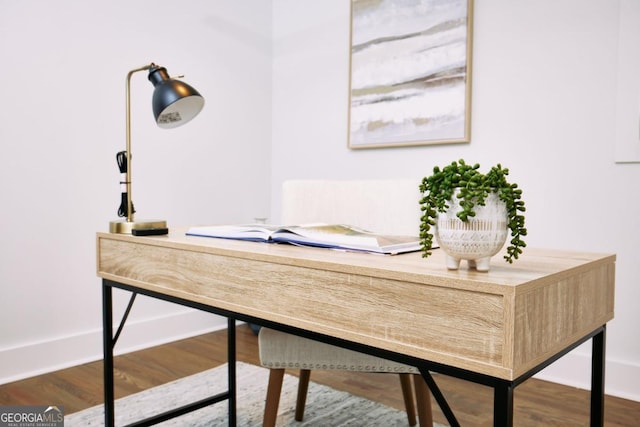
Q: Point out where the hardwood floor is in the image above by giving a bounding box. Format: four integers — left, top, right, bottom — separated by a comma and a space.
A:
1, 324, 638, 426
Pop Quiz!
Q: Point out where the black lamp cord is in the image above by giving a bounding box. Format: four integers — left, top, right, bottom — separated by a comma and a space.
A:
116, 151, 135, 217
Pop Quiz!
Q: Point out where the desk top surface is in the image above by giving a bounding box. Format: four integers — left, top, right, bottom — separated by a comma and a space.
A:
97, 228, 614, 295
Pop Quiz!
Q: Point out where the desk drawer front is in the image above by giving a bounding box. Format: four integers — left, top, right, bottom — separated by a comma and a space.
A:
98, 239, 506, 374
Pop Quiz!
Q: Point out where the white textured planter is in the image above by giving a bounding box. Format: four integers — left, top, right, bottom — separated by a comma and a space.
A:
434, 191, 508, 271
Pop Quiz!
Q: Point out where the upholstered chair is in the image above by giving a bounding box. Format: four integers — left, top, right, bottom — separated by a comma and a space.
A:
258, 180, 432, 426
259, 328, 432, 426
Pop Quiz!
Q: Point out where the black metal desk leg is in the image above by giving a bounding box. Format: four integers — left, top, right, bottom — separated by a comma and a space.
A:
227, 317, 237, 426
419, 368, 460, 427
102, 282, 115, 427
494, 381, 514, 427
591, 326, 606, 427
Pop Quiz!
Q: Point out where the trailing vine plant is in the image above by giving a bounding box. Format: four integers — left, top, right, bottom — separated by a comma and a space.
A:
419, 159, 527, 263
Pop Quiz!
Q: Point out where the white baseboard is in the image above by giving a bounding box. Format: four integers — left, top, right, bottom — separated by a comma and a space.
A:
0, 310, 228, 385
535, 349, 640, 402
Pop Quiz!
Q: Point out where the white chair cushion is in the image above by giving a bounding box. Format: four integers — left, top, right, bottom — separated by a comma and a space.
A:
259, 327, 419, 373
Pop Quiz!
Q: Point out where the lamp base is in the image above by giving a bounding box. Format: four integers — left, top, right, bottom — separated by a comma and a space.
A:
109, 219, 167, 234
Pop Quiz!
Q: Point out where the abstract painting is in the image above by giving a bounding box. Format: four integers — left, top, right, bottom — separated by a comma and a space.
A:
349, 0, 473, 148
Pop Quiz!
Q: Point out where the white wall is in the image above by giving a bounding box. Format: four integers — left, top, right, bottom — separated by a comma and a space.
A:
1, 0, 638, 404
0, 0, 272, 383
271, 0, 640, 401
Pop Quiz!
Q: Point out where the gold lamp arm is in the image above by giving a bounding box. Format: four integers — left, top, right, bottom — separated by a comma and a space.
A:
124, 64, 154, 223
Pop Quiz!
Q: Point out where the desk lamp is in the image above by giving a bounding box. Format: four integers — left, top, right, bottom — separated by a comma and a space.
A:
109, 63, 204, 235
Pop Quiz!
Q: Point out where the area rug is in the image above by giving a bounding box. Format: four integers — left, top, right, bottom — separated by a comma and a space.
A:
66, 362, 443, 426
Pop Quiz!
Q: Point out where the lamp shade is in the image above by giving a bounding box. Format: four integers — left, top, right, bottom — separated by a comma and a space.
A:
148, 64, 204, 129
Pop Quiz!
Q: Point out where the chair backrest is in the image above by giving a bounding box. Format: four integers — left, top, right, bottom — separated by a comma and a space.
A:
281, 179, 422, 236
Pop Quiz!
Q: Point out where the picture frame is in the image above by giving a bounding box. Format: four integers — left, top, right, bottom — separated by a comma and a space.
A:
614, 0, 640, 163
348, 0, 474, 149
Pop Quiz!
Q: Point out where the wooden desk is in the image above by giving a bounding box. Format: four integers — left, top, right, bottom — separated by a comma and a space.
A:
97, 229, 615, 426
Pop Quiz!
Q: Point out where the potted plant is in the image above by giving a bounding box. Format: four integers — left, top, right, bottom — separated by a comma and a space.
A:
419, 159, 527, 270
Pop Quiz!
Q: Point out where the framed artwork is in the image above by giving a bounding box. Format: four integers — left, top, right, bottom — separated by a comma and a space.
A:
614, 0, 640, 163
348, 0, 474, 149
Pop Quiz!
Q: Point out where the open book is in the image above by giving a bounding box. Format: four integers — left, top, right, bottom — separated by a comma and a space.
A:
186, 223, 421, 255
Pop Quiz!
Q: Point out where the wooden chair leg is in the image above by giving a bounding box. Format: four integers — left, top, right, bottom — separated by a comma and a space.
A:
295, 369, 311, 421
399, 373, 417, 426
413, 373, 433, 427
263, 369, 285, 427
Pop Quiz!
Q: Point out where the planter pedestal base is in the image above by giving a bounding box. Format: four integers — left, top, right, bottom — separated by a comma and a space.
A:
446, 255, 491, 272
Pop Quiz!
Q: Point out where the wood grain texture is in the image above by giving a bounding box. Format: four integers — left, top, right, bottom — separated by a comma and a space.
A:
97, 229, 615, 380
512, 262, 615, 377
